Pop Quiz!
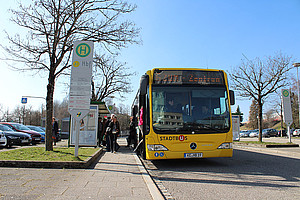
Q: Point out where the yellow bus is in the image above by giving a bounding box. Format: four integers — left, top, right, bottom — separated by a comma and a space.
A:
132, 68, 235, 160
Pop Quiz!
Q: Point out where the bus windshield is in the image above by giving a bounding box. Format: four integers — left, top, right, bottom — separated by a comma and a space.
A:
152, 85, 230, 134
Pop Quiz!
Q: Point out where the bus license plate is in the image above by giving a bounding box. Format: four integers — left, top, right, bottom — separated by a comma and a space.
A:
184, 153, 203, 158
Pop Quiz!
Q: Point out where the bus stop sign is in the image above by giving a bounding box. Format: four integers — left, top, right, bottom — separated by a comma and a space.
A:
68, 41, 94, 121
281, 89, 293, 126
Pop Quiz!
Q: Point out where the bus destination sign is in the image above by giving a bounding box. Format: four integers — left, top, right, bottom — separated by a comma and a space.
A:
153, 70, 225, 85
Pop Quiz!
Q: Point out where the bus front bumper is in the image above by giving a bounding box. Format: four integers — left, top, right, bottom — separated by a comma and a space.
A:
146, 149, 233, 160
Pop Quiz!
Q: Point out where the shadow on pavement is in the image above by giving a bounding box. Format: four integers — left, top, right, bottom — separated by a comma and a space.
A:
147, 149, 300, 188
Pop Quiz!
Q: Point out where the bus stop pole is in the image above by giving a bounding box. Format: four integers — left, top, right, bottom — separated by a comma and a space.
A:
287, 125, 292, 143
75, 119, 80, 157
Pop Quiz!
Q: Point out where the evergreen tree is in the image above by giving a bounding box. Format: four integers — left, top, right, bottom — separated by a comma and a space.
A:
291, 92, 299, 128
248, 100, 259, 129
232, 105, 244, 123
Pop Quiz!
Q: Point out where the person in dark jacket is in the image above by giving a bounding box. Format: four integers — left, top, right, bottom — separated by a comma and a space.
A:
102, 117, 108, 146
127, 116, 137, 148
104, 116, 111, 151
52, 117, 58, 146
97, 117, 103, 147
106, 114, 120, 153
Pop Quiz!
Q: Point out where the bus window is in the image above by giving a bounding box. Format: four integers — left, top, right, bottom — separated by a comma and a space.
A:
152, 86, 230, 133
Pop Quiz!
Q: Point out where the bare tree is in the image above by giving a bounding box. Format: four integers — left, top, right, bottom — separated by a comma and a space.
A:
0, 106, 14, 122
263, 108, 277, 129
53, 98, 70, 121
230, 52, 293, 142
2, 0, 140, 151
0, 104, 4, 121
9, 105, 24, 124
2, 109, 13, 122
114, 103, 130, 132
24, 109, 42, 126
91, 53, 136, 101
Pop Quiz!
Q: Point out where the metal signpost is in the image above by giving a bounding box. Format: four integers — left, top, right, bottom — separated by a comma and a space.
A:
68, 41, 94, 157
281, 89, 293, 143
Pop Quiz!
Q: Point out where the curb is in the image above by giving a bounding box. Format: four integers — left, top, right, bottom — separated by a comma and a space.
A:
266, 144, 299, 148
134, 154, 165, 200
0, 148, 103, 169
234, 142, 300, 148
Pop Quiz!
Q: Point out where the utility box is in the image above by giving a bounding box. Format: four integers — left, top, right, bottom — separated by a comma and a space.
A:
232, 115, 240, 141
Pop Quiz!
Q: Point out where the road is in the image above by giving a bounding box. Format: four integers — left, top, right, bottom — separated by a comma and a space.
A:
1, 137, 299, 199
142, 143, 300, 200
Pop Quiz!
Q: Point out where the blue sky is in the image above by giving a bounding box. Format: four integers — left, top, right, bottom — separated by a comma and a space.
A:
1, 0, 300, 121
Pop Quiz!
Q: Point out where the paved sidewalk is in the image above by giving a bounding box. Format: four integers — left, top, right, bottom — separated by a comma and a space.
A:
235, 137, 300, 159
0, 137, 164, 200
91, 137, 164, 200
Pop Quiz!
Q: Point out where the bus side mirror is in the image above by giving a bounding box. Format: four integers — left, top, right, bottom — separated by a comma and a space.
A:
229, 90, 235, 105
140, 74, 149, 96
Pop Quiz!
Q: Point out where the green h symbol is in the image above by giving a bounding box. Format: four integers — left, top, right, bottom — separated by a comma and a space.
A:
79, 46, 87, 55
76, 43, 90, 57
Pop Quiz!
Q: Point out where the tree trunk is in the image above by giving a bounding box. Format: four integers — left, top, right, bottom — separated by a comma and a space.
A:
45, 71, 55, 151
258, 100, 263, 142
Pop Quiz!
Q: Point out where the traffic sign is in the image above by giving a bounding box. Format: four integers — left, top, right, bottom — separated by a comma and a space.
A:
68, 41, 94, 121
108, 105, 113, 111
281, 89, 293, 126
21, 97, 27, 104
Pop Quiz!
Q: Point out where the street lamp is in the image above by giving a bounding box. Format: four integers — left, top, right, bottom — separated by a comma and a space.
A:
293, 63, 300, 129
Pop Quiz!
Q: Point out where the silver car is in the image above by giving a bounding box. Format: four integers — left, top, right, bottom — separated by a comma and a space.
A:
249, 130, 259, 137
293, 129, 300, 137
240, 130, 250, 137
0, 130, 7, 147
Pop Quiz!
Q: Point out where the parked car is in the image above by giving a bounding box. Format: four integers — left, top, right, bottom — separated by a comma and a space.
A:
38, 126, 62, 141
0, 130, 7, 147
293, 129, 300, 137
0, 124, 31, 147
249, 129, 259, 137
0, 122, 41, 144
249, 129, 270, 138
262, 128, 278, 137
278, 129, 294, 137
240, 130, 250, 137
27, 125, 45, 142
277, 129, 287, 137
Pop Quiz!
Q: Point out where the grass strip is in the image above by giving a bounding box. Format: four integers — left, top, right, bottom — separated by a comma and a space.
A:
0, 147, 99, 162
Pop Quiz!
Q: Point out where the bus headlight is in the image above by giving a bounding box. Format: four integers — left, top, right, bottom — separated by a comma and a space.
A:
147, 144, 168, 151
217, 143, 232, 149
